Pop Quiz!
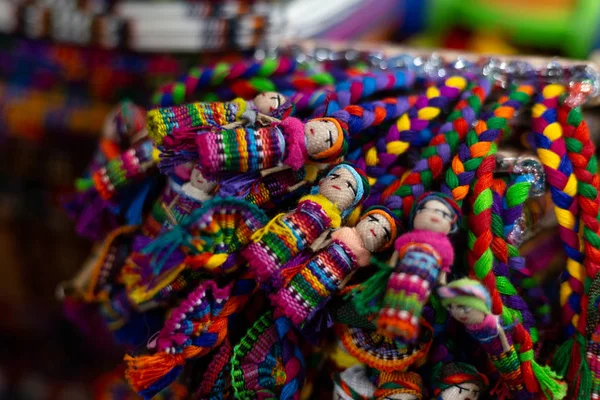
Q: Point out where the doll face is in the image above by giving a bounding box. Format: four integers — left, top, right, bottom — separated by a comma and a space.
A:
305, 120, 339, 157
102, 109, 118, 140
413, 199, 454, 234
254, 92, 285, 114
189, 166, 217, 193
356, 213, 392, 252
447, 303, 486, 325
440, 382, 482, 400
319, 167, 358, 212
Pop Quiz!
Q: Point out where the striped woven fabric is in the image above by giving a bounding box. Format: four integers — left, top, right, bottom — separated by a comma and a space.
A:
270, 239, 358, 327
196, 125, 285, 175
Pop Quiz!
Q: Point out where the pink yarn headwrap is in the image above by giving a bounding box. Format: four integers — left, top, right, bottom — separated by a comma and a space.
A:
279, 117, 307, 170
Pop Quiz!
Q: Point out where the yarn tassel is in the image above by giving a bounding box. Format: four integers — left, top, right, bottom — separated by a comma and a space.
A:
351, 257, 392, 315
124, 353, 185, 400
530, 362, 567, 400
217, 172, 260, 198
552, 333, 591, 399
158, 150, 199, 175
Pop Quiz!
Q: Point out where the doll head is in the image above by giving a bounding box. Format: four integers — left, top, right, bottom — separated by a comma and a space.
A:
252, 92, 286, 114
410, 192, 461, 235
356, 206, 401, 252
431, 362, 488, 400
305, 117, 349, 163
373, 371, 424, 400
105, 101, 146, 144
188, 164, 218, 194
333, 365, 376, 400
316, 163, 370, 218
438, 278, 492, 326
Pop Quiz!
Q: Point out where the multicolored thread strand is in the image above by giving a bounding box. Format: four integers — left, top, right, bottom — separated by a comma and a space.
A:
367, 75, 468, 181
152, 57, 301, 107
530, 84, 588, 398
376, 76, 493, 213
557, 98, 600, 399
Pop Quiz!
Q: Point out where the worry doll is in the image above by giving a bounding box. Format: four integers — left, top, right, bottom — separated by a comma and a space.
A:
147, 91, 289, 145
438, 279, 567, 400
378, 192, 461, 341
430, 362, 488, 400
193, 115, 349, 176
241, 162, 370, 284
270, 206, 400, 327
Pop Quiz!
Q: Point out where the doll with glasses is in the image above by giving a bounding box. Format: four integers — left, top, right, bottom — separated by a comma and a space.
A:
377, 192, 461, 341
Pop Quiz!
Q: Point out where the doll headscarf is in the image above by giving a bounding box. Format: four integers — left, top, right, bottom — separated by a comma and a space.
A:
373, 371, 424, 400
431, 361, 489, 396
360, 206, 402, 250
309, 117, 350, 163
409, 191, 462, 233
438, 278, 492, 315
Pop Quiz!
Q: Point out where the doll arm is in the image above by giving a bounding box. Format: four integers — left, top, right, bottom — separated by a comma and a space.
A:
438, 270, 448, 285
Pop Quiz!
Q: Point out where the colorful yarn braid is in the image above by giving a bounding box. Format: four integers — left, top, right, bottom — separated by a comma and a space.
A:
124, 273, 257, 399
491, 179, 537, 336
147, 98, 246, 145
557, 99, 600, 399
367, 75, 468, 180
230, 311, 305, 400
442, 83, 534, 321
208, 70, 337, 101
500, 167, 553, 328
304, 69, 417, 116
377, 76, 493, 214
440, 83, 565, 396
152, 57, 300, 107
202, 68, 417, 116
530, 84, 589, 398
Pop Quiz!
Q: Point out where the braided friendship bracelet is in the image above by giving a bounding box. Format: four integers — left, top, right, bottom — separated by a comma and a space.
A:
377, 76, 493, 214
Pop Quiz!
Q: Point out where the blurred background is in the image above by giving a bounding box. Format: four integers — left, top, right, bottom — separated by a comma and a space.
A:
1, 0, 600, 398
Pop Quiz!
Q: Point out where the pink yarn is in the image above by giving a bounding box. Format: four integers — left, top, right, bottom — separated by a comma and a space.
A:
279, 117, 307, 170
394, 229, 454, 272
331, 227, 371, 267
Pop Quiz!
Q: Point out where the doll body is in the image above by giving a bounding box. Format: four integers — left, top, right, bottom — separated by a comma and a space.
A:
242, 163, 369, 284
271, 208, 397, 327
195, 116, 347, 175
147, 92, 286, 145
378, 194, 460, 341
